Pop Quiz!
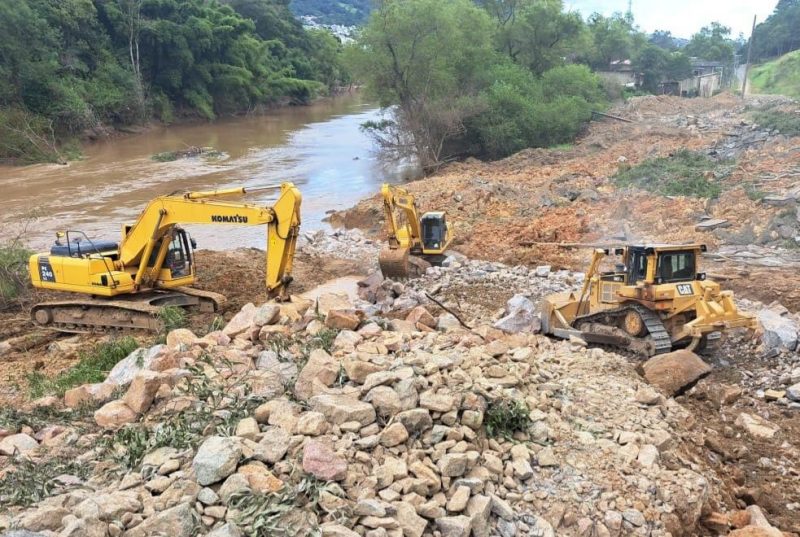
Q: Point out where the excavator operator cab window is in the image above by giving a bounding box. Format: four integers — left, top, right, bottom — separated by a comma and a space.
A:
166, 231, 193, 277
420, 213, 446, 250
656, 251, 695, 283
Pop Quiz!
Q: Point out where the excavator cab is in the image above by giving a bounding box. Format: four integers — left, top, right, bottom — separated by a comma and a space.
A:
163, 229, 193, 278
420, 212, 448, 251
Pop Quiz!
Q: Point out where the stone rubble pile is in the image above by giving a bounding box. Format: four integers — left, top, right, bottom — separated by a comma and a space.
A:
299, 229, 381, 268
1, 268, 791, 537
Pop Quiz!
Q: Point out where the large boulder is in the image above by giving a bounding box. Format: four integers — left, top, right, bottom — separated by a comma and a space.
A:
641, 350, 711, 396
193, 436, 242, 486
311, 394, 376, 426
223, 303, 257, 338
303, 440, 348, 481
106, 345, 163, 387
493, 294, 541, 334
294, 349, 339, 401
94, 400, 138, 428
124, 502, 196, 537
64, 382, 116, 409
0, 433, 39, 456
757, 308, 799, 351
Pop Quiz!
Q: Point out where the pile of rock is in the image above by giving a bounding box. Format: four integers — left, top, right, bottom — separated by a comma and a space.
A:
6, 278, 788, 537
300, 229, 381, 268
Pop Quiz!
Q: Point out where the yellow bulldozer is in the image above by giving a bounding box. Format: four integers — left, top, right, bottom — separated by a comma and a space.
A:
29, 183, 302, 333
378, 183, 453, 278
540, 244, 757, 356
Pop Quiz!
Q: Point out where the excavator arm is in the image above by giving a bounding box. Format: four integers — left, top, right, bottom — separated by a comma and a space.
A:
381, 183, 422, 248
117, 182, 301, 299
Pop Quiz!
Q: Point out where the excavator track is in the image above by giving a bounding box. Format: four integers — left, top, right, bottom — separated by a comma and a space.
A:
31, 288, 226, 334
378, 247, 432, 280
574, 304, 673, 357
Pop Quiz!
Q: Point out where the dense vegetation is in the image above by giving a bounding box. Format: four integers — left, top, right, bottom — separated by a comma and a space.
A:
289, 0, 370, 26
348, 0, 607, 170
348, 0, 739, 170
0, 0, 349, 163
750, 50, 800, 100
752, 0, 800, 60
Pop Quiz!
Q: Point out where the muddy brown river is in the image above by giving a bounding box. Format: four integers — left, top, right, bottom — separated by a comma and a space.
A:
0, 93, 411, 251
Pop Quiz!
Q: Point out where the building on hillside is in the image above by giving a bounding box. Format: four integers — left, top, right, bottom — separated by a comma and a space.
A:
658, 58, 725, 97
596, 60, 643, 88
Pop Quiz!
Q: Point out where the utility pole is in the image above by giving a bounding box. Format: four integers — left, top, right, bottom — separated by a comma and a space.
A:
742, 14, 756, 100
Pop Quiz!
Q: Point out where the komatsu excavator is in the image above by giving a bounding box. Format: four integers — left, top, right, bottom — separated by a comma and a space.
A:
378, 183, 453, 278
540, 244, 757, 356
29, 183, 301, 333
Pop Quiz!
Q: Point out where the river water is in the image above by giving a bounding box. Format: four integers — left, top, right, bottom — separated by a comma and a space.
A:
0, 93, 410, 251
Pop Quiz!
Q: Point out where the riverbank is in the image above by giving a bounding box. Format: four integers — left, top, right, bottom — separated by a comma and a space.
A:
333, 92, 800, 311
0, 92, 407, 251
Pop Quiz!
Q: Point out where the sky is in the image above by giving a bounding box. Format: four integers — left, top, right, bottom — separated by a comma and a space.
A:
564, 0, 777, 39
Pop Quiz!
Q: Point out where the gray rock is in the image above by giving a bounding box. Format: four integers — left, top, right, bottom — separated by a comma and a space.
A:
758, 308, 799, 351
193, 436, 242, 486
787, 382, 800, 402
124, 502, 196, 537
435, 516, 472, 537
1, 532, 48, 537
494, 294, 541, 334
106, 345, 162, 387
208, 522, 243, 537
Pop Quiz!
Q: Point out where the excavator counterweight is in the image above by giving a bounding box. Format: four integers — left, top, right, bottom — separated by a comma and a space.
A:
29, 183, 301, 333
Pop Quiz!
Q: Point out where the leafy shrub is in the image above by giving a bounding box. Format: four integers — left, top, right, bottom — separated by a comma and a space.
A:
0, 456, 90, 507
28, 337, 138, 398
751, 109, 800, 137
485, 398, 531, 439
0, 241, 32, 308
614, 150, 725, 199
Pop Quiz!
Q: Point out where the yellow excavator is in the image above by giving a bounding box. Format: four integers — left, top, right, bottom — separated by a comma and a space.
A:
540, 244, 757, 356
29, 183, 301, 333
378, 183, 453, 278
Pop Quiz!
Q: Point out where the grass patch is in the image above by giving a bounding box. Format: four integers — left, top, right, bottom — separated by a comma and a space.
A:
614, 149, 726, 199
749, 50, 800, 99
750, 109, 800, 137
304, 327, 339, 355
159, 305, 188, 334
0, 456, 90, 507
27, 337, 138, 398
484, 398, 531, 439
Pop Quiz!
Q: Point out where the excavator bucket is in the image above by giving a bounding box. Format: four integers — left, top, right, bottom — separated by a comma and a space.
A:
378, 247, 431, 279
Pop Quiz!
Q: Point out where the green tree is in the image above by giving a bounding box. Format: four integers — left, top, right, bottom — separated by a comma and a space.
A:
483, 0, 585, 74
684, 22, 735, 63
583, 13, 636, 69
348, 0, 496, 169
752, 0, 800, 60
649, 30, 676, 50
634, 44, 692, 93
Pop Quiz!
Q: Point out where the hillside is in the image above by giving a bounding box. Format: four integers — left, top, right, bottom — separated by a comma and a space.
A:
750, 49, 800, 99
290, 0, 371, 25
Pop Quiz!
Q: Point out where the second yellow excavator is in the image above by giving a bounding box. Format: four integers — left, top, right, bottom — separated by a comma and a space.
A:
378, 183, 453, 278
29, 183, 301, 333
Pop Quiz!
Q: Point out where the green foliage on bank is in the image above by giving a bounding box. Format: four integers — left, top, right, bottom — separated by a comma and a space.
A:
0, 0, 350, 163
348, 0, 608, 169
750, 50, 800, 100
614, 150, 726, 199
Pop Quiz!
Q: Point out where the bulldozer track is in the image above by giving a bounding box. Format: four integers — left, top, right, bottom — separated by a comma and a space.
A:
576, 304, 673, 357
31, 288, 226, 334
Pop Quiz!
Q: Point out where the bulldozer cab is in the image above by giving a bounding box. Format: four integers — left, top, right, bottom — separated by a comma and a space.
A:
420, 212, 447, 252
